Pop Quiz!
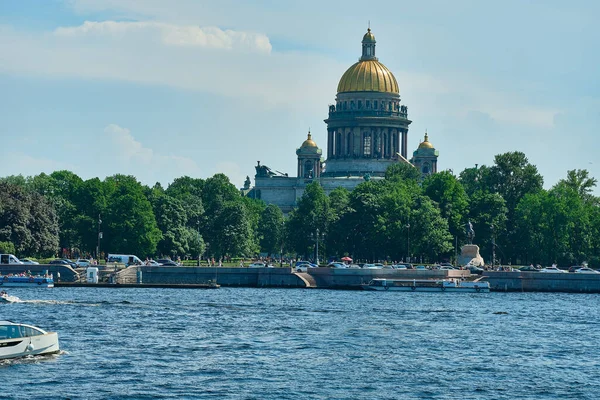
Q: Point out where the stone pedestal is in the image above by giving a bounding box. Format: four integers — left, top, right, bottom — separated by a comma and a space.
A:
458, 244, 485, 267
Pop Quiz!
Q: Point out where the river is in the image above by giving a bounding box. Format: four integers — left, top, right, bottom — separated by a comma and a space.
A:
2, 287, 599, 399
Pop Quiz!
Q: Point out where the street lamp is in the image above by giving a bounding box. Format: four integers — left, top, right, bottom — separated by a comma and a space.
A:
406, 223, 410, 263
96, 214, 102, 260
490, 224, 496, 267
311, 228, 325, 266
280, 219, 285, 268
197, 219, 201, 266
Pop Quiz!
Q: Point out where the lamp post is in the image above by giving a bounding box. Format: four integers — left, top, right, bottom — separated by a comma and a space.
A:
279, 219, 284, 268
197, 219, 201, 266
406, 223, 411, 263
311, 228, 325, 266
491, 224, 496, 267
96, 214, 102, 260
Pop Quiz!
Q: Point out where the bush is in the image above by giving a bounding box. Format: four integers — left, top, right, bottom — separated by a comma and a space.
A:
0, 241, 15, 254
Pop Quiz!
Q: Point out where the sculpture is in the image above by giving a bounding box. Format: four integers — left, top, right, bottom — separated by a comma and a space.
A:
466, 220, 475, 244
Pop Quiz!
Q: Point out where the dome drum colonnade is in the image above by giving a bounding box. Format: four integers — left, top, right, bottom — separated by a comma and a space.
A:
323, 28, 412, 178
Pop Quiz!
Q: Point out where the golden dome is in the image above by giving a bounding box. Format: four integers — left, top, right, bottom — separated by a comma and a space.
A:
363, 28, 375, 42
301, 132, 317, 148
418, 132, 434, 149
337, 60, 399, 94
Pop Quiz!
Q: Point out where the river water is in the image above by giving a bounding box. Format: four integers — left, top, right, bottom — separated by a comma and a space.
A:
1, 287, 599, 399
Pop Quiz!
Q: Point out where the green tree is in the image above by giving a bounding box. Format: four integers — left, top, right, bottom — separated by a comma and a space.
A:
211, 202, 253, 258
258, 204, 284, 256
422, 171, 469, 238
103, 175, 161, 257
559, 169, 597, 201
286, 181, 330, 259
150, 190, 190, 257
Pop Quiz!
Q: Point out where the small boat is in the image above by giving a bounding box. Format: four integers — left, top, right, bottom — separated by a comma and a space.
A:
0, 291, 20, 303
362, 278, 490, 292
0, 275, 54, 288
0, 320, 60, 360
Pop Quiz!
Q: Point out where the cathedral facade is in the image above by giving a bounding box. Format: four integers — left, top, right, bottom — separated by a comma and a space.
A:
246, 28, 438, 213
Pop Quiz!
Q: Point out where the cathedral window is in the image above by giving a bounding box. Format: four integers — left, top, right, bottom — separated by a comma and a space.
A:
374, 100, 378, 109
358, 100, 362, 109
366, 100, 370, 109
344, 101, 347, 110
350, 101, 355, 109
363, 134, 371, 156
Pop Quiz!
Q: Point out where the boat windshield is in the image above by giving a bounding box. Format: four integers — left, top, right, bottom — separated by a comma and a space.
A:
0, 324, 45, 340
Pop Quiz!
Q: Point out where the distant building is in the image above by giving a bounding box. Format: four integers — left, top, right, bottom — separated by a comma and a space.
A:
246, 28, 439, 213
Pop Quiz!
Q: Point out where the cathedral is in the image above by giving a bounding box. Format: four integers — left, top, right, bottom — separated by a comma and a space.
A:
245, 28, 439, 213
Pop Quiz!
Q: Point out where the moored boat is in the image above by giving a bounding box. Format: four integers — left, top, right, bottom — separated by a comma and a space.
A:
0, 274, 54, 288
0, 320, 60, 360
362, 278, 490, 292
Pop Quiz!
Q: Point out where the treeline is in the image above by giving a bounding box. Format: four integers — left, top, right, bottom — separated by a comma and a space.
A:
1, 151, 599, 267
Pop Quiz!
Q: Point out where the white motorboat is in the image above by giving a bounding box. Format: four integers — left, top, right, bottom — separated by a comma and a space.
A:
362, 278, 490, 292
0, 275, 54, 288
0, 320, 60, 360
0, 291, 20, 303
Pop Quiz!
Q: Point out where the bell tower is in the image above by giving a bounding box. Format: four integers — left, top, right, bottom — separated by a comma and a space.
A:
296, 131, 322, 179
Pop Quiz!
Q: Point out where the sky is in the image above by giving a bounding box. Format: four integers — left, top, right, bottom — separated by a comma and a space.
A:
1, 0, 599, 193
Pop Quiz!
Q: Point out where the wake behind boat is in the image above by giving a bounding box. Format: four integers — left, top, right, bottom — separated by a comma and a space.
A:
0, 274, 54, 288
0, 320, 60, 360
362, 278, 490, 293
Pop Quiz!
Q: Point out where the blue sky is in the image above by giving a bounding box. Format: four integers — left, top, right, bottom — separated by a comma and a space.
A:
1, 0, 599, 192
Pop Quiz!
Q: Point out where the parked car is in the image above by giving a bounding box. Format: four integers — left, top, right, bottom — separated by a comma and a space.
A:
249, 262, 272, 268
347, 264, 361, 269
327, 262, 347, 269
415, 265, 427, 270
157, 259, 179, 266
76, 259, 91, 267
21, 258, 40, 265
539, 266, 567, 273
49, 259, 77, 268
296, 263, 314, 272
440, 266, 455, 270
467, 265, 484, 275
440, 262, 453, 267
362, 263, 381, 269
574, 267, 599, 274
519, 265, 540, 272
145, 260, 160, 266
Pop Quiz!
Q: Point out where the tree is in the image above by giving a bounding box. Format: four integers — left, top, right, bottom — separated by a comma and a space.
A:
559, 169, 597, 201
150, 190, 190, 257
385, 162, 420, 182
467, 191, 508, 263
0, 181, 59, 257
103, 175, 161, 257
258, 204, 284, 256
211, 202, 253, 258
286, 181, 330, 259
422, 171, 469, 238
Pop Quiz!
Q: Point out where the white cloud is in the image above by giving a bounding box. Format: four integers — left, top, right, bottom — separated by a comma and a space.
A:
54, 21, 272, 53
102, 124, 244, 187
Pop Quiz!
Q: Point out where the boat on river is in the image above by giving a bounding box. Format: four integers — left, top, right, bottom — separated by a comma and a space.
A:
362, 278, 490, 292
0, 291, 20, 303
0, 320, 60, 360
0, 275, 54, 288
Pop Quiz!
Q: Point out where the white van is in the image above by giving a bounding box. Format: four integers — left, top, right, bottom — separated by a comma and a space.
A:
107, 254, 143, 267
0, 254, 24, 265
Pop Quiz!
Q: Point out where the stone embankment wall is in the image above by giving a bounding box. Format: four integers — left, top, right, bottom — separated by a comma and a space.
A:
128, 266, 308, 288
309, 268, 468, 289
0, 264, 80, 282
483, 271, 600, 293
112, 266, 467, 288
